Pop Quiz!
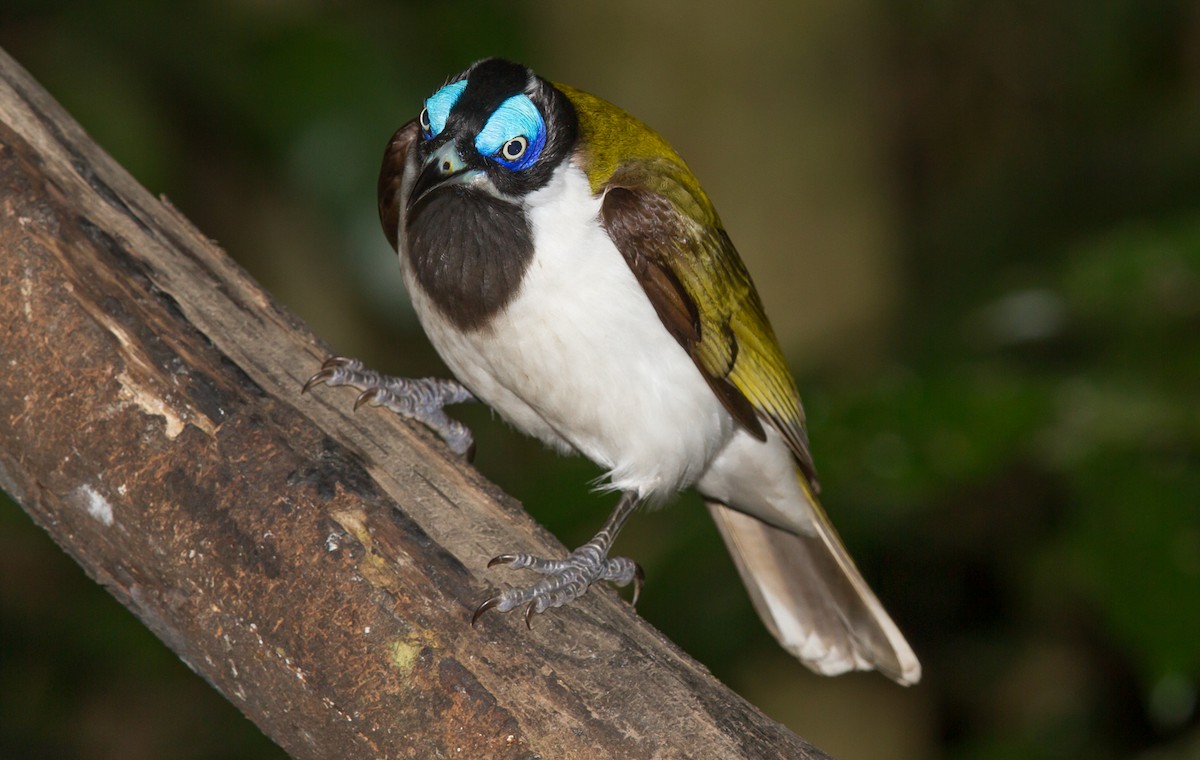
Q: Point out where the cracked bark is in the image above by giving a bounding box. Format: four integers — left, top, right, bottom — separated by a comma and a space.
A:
0, 46, 828, 760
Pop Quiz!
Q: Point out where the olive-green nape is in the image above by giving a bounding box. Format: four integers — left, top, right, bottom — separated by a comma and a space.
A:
556, 82, 703, 200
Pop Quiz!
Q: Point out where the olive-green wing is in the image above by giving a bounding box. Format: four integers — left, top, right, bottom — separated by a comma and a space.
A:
599, 158, 819, 490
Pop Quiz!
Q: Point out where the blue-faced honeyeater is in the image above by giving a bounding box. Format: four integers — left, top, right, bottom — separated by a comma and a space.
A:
307, 58, 920, 685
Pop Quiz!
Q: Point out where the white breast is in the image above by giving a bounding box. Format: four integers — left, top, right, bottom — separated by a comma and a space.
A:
401, 163, 734, 501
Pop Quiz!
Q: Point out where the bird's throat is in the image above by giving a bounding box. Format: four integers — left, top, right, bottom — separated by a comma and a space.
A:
405, 187, 534, 331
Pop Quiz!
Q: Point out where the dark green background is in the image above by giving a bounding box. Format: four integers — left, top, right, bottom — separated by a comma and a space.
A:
1, 2, 1198, 758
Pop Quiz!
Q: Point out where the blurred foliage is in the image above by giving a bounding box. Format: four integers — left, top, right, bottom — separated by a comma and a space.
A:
2, 1, 1199, 759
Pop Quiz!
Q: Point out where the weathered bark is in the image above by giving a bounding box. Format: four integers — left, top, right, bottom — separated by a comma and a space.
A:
0, 46, 827, 759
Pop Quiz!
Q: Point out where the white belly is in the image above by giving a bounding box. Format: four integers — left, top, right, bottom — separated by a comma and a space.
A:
401, 164, 734, 501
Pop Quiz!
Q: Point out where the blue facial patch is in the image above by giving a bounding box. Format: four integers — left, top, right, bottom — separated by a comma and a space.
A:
423, 79, 467, 137
474, 94, 546, 171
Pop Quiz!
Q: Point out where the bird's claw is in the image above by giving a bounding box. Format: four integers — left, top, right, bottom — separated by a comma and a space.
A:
301, 357, 351, 394
354, 387, 383, 411
471, 596, 501, 627
301, 372, 326, 395
301, 357, 360, 395
470, 592, 547, 630
470, 549, 643, 628
301, 356, 476, 457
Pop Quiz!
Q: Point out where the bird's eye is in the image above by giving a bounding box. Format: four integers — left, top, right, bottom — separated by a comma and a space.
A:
475, 94, 544, 169
422, 79, 467, 138
499, 136, 528, 162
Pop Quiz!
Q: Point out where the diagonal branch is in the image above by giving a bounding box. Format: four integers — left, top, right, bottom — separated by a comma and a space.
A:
0, 45, 826, 759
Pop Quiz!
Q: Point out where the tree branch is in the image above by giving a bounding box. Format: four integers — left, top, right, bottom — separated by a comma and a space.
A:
0, 46, 826, 759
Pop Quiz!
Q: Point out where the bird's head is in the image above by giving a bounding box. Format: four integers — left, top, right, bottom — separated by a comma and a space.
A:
406, 58, 577, 215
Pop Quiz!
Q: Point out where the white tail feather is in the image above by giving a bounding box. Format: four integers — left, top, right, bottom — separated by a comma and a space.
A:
707, 501, 921, 685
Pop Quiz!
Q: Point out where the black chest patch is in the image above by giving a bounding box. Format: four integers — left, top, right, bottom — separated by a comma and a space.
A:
405, 187, 534, 331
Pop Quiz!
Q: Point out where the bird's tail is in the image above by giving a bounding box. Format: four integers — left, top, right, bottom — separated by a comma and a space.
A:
706, 492, 921, 685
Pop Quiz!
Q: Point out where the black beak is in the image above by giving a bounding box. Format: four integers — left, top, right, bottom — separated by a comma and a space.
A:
407, 141, 480, 212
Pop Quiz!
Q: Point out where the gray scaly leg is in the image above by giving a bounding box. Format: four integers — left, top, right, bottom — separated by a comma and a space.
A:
303, 357, 476, 457
473, 491, 645, 627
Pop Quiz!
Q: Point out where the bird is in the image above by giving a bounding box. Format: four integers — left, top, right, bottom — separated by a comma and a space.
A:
305, 57, 921, 685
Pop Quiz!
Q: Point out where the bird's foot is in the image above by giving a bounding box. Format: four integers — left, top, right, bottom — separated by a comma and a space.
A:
303, 356, 476, 457
472, 543, 644, 627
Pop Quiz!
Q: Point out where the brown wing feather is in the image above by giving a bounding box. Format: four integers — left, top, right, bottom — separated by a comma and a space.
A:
603, 187, 767, 443
377, 119, 419, 252
600, 180, 819, 489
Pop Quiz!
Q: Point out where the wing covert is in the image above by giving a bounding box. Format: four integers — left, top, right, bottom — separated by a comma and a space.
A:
598, 160, 820, 490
